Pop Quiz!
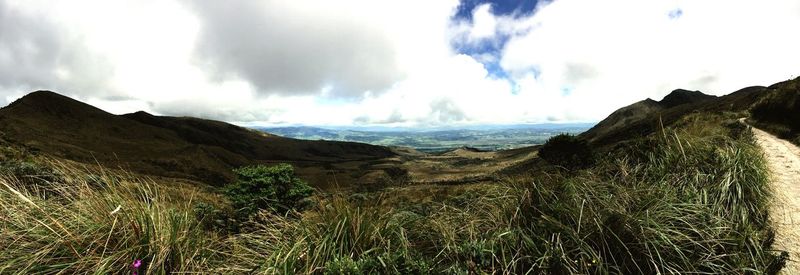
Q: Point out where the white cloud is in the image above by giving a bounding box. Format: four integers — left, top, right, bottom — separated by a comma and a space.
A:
186, 0, 409, 97
0, 0, 798, 127
467, 4, 499, 41
0, 0, 115, 98
499, 0, 800, 120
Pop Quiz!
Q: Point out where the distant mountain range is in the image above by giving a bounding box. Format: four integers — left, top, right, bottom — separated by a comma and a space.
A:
257, 124, 592, 152
268, 123, 598, 132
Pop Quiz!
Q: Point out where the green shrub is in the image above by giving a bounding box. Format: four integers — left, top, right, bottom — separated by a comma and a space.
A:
538, 134, 594, 170
324, 256, 362, 274
225, 163, 313, 218
323, 250, 432, 275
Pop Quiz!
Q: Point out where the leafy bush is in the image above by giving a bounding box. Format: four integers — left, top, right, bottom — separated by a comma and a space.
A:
538, 133, 594, 169
225, 163, 313, 218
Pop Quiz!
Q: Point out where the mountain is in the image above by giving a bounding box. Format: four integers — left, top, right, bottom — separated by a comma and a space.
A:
0, 91, 394, 186
581, 86, 767, 146
658, 89, 715, 108
580, 98, 663, 144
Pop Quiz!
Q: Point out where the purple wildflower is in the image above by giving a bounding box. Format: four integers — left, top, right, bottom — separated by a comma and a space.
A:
132, 259, 142, 275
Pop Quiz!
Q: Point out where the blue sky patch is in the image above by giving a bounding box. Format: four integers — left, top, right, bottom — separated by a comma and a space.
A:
668, 8, 683, 19
454, 0, 540, 21
452, 1, 540, 82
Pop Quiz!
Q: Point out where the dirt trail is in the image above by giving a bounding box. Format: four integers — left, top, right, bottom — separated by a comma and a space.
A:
750, 125, 800, 273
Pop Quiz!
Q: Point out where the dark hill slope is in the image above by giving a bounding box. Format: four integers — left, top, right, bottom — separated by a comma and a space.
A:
121, 111, 390, 161
580, 98, 664, 144
749, 77, 800, 143
581, 86, 766, 147
659, 89, 715, 108
0, 91, 395, 186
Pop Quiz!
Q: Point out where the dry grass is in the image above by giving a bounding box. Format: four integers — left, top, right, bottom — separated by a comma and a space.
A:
0, 159, 225, 274
0, 113, 786, 274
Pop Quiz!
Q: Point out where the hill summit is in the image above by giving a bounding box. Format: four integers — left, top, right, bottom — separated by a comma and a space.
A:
659, 89, 716, 108
4, 90, 111, 119
580, 87, 762, 145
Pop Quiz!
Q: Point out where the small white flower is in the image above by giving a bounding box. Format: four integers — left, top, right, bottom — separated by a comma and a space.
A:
110, 205, 122, 215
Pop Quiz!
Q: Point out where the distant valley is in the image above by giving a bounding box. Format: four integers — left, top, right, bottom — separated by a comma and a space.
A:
257, 124, 593, 153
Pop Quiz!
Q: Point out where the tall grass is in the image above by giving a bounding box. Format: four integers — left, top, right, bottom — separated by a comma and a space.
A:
0, 160, 224, 274
0, 113, 785, 274
223, 195, 430, 274
383, 114, 783, 274
504, 127, 778, 274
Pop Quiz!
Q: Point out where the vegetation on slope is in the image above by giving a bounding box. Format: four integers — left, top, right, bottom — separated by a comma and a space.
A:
750, 77, 800, 145
0, 113, 785, 274
581, 84, 766, 147
0, 91, 395, 186
538, 133, 594, 170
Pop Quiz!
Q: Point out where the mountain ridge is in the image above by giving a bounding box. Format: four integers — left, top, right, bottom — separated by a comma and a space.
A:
581, 85, 769, 146
0, 91, 395, 186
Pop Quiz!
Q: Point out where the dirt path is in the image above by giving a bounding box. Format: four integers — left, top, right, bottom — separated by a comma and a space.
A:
750, 124, 800, 273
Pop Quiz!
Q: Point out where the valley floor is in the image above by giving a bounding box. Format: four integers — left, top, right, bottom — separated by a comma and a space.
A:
752, 125, 800, 273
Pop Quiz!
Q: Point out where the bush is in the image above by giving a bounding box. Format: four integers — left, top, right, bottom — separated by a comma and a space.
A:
538, 134, 594, 170
225, 163, 313, 218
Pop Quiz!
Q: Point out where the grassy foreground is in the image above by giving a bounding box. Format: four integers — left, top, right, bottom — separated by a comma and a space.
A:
0, 114, 786, 274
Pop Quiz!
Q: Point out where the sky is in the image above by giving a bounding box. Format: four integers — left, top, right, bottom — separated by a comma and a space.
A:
1, 0, 799, 127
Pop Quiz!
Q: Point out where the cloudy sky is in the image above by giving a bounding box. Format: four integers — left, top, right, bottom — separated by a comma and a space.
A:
1, 0, 799, 127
